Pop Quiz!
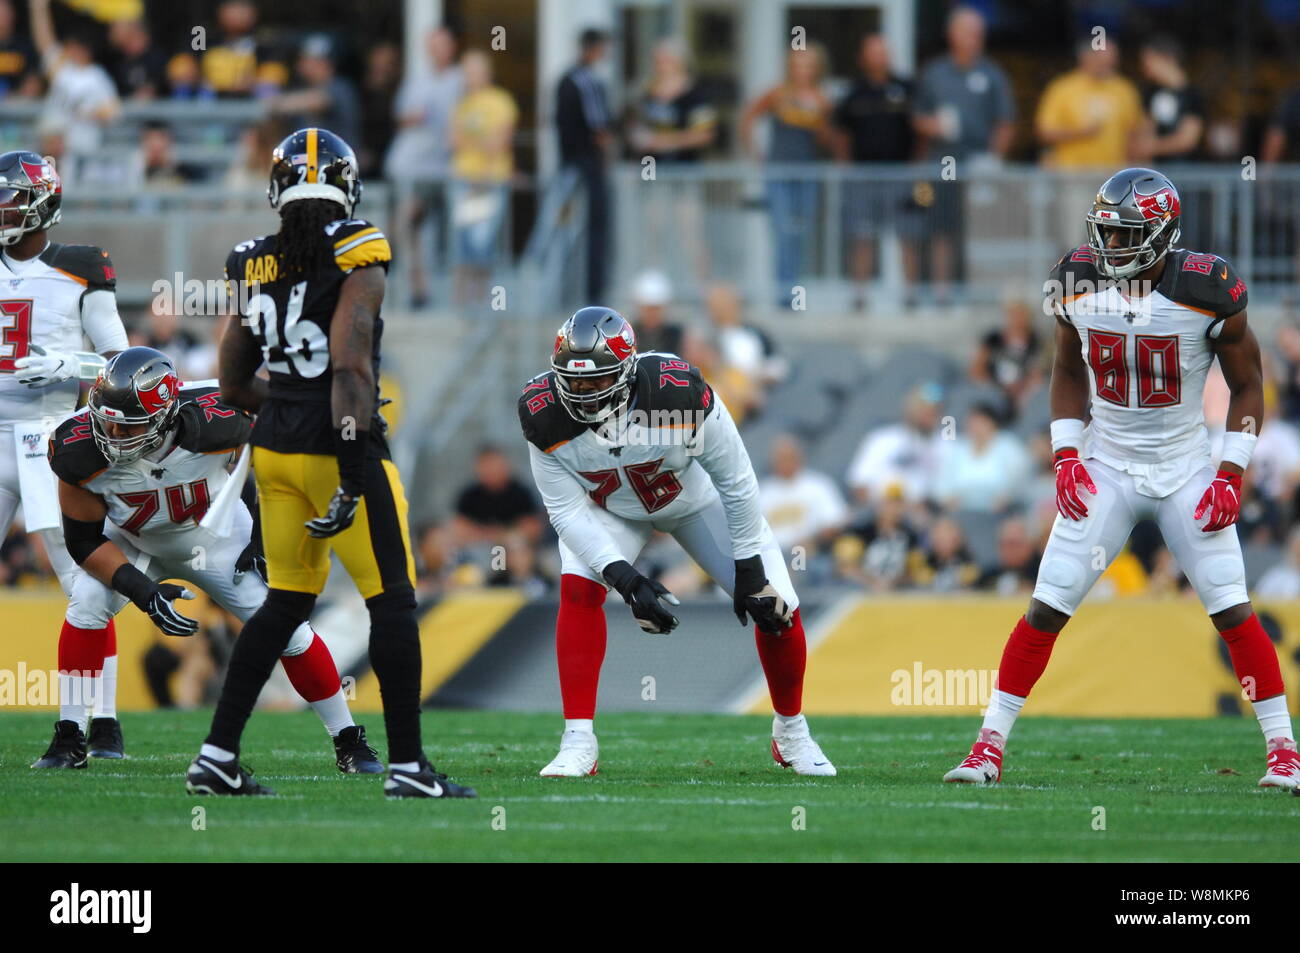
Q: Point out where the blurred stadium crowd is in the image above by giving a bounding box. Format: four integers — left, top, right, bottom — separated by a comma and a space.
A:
4, 0, 1300, 626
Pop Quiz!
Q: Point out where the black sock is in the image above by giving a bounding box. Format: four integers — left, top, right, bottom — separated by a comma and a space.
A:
205, 589, 315, 753
366, 587, 423, 764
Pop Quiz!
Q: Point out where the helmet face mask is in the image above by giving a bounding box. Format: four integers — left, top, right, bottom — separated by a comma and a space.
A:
268, 127, 362, 216
1086, 167, 1181, 280
88, 347, 181, 464
551, 307, 638, 424
0, 152, 61, 247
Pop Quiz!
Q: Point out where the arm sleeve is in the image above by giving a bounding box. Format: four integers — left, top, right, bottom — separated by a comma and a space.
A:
688, 394, 766, 560
528, 443, 624, 577
80, 289, 129, 353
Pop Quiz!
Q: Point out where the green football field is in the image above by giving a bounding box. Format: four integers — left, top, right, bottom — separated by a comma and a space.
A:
2, 710, 1298, 862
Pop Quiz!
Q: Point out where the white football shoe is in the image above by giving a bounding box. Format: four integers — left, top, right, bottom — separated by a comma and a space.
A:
771, 715, 837, 776
539, 729, 598, 777
1259, 737, 1300, 790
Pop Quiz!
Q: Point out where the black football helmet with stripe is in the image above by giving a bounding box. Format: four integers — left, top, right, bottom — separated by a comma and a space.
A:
267, 127, 361, 216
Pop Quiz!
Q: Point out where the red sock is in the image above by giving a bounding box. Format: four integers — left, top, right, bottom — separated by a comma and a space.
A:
998, 616, 1060, 698
1220, 613, 1285, 701
756, 608, 807, 716
280, 633, 343, 703
103, 619, 117, 656
58, 620, 110, 675
557, 574, 607, 720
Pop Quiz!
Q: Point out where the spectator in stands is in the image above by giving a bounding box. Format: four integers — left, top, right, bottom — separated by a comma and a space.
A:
164, 52, 214, 101
846, 381, 945, 505
911, 515, 979, 592
759, 433, 848, 555
388, 24, 463, 309
268, 35, 360, 152
449, 445, 543, 550
358, 40, 401, 177
0, 0, 41, 99
833, 32, 915, 311
1263, 83, 1300, 163
627, 37, 717, 279
976, 516, 1039, 595
1274, 319, 1300, 422
555, 27, 614, 304
450, 49, 518, 309
109, 18, 167, 101
225, 119, 281, 190
132, 121, 204, 189
705, 281, 784, 393
835, 489, 919, 591
933, 402, 1030, 513
201, 0, 284, 98
911, 5, 1014, 305
1255, 527, 1300, 600
1138, 35, 1204, 163
29, 0, 120, 160
629, 270, 685, 356
740, 45, 833, 309
682, 331, 757, 422
1036, 37, 1145, 169
967, 298, 1044, 415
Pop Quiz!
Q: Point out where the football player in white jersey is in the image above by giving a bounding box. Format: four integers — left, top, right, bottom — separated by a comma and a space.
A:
0, 150, 130, 758
944, 168, 1299, 790
520, 307, 835, 777
35, 347, 383, 775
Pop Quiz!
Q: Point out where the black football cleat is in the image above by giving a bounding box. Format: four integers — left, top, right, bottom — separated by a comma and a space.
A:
186, 755, 275, 796
334, 724, 384, 774
32, 720, 88, 769
384, 758, 477, 799
87, 717, 125, 759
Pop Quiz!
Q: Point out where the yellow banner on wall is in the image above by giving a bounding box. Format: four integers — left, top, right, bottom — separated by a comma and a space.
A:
798, 596, 1300, 717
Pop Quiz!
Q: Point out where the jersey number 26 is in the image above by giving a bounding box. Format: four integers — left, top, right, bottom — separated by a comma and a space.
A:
244, 281, 328, 379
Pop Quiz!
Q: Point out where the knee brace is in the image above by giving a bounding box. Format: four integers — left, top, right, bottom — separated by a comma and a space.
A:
281, 622, 316, 657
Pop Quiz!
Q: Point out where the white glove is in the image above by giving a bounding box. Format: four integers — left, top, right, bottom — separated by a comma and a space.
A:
13, 344, 74, 388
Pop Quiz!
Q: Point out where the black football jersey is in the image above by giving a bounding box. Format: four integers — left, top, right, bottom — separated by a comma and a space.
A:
224, 218, 392, 456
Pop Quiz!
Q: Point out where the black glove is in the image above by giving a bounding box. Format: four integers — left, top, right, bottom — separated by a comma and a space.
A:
602, 559, 680, 634
235, 540, 267, 583
305, 488, 360, 538
112, 565, 199, 637
733, 555, 792, 635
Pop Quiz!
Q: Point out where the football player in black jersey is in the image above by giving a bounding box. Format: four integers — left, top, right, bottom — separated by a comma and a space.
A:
187, 128, 474, 798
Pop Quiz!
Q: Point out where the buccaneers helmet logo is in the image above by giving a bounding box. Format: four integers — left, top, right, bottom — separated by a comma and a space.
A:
1133, 186, 1179, 221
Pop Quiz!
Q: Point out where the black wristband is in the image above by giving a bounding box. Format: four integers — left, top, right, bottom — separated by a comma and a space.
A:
111, 563, 157, 610
601, 559, 637, 598
334, 428, 368, 497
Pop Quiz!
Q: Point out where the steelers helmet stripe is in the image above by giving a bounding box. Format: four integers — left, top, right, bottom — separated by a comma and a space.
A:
306, 127, 319, 183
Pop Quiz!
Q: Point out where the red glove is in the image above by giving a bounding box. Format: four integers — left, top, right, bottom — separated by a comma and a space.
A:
1194, 469, 1242, 533
1054, 448, 1096, 520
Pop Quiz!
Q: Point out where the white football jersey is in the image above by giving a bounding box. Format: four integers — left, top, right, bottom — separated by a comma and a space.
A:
521, 353, 765, 576
1050, 245, 1249, 497
48, 383, 252, 562
0, 241, 123, 424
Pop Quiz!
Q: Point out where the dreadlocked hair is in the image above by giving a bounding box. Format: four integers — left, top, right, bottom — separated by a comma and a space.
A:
276, 199, 345, 278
